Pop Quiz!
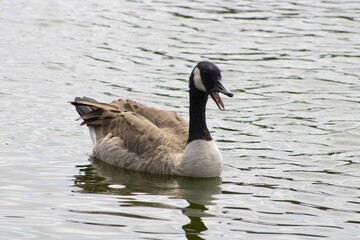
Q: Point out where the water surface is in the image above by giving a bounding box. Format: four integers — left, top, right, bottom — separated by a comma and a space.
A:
1, 0, 360, 239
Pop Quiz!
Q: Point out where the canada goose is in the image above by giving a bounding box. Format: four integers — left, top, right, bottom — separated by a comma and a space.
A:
71, 61, 233, 177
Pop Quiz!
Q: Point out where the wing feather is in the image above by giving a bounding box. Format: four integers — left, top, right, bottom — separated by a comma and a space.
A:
110, 99, 189, 145
71, 98, 188, 155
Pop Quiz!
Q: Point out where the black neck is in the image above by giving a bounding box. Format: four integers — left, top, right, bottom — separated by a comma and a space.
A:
187, 88, 212, 143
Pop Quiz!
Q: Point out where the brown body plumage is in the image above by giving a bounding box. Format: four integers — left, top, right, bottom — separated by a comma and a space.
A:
72, 99, 189, 174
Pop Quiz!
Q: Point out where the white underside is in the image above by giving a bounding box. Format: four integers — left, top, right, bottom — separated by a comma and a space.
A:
88, 126, 97, 145
174, 140, 223, 177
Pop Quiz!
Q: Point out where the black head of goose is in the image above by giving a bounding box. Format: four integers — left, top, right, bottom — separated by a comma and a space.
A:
71, 61, 233, 177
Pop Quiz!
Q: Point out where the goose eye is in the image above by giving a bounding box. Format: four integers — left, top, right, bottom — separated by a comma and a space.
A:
202, 70, 208, 77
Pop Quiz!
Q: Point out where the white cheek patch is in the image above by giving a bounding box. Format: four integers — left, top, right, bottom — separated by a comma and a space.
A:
193, 67, 207, 92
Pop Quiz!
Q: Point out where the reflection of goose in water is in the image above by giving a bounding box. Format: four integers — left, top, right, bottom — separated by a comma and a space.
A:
74, 158, 222, 238
71, 61, 233, 177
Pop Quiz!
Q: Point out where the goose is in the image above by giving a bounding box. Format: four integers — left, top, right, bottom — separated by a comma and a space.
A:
71, 61, 233, 177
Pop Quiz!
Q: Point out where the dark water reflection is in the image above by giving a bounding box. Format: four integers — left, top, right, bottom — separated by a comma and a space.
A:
74, 158, 221, 239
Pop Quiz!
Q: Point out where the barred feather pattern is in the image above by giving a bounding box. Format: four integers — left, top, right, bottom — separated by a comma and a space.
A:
71, 99, 188, 175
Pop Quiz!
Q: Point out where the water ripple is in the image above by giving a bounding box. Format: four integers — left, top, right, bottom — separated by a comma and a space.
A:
1, 0, 360, 239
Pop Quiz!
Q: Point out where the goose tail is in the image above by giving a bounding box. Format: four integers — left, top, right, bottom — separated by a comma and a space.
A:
73, 96, 98, 117
71, 96, 99, 145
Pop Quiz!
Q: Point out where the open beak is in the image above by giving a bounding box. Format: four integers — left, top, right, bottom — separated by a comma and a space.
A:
210, 79, 233, 111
